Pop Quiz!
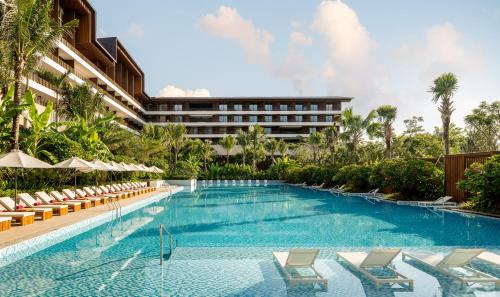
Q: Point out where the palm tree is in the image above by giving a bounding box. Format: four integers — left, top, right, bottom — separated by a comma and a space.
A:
323, 125, 338, 163
1, 0, 78, 150
340, 108, 379, 162
61, 83, 105, 124
36, 70, 70, 124
220, 135, 236, 163
248, 124, 265, 171
429, 72, 459, 155
265, 138, 280, 163
236, 129, 249, 165
308, 131, 324, 164
277, 139, 288, 159
376, 105, 397, 159
199, 140, 213, 171
166, 124, 187, 165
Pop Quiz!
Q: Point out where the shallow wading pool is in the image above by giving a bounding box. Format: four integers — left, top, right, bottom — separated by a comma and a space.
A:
0, 185, 499, 296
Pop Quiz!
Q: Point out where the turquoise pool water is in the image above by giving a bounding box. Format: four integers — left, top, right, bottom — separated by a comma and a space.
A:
0, 185, 499, 296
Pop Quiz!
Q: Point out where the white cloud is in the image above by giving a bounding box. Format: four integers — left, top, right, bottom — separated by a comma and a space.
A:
199, 6, 274, 65
156, 85, 211, 97
128, 23, 144, 38
290, 31, 312, 46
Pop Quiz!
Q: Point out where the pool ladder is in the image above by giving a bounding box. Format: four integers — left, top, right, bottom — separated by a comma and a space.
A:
159, 224, 176, 265
107, 196, 122, 218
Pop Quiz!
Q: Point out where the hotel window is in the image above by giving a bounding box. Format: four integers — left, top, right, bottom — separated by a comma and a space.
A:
219, 115, 228, 122
310, 115, 318, 122
264, 115, 272, 122
326, 104, 333, 111
159, 116, 167, 122
234, 104, 242, 111
205, 127, 213, 134
295, 115, 303, 122
190, 127, 198, 134
219, 104, 228, 111
280, 104, 288, 111
325, 115, 333, 122
173, 116, 183, 122
265, 104, 273, 111
249, 104, 258, 111
310, 104, 318, 111
280, 115, 288, 122
174, 104, 182, 111
159, 104, 168, 111
264, 127, 272, 134
219, 127, 227, 134
249, 115, 258, 122
309, 127, 317, 133
295, 104, 303, 111
234, 115, 243, 122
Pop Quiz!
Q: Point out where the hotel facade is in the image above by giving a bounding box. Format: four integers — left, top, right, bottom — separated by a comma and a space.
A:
25, 0, 351, 140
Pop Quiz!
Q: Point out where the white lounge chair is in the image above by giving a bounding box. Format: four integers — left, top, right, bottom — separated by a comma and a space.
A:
417, 196, 456, 207
337, 249, 413, 288
309, 183, 325, 191
18, 193, 68, 216
477, 251, 500, 266
0, 197, 52, 221
36, 191, 82, 212
50, 190, 91, 209
64, 189, 101, 207
403, 249, 500, 288
329, 185, 346, 195
273, 249, 328, 287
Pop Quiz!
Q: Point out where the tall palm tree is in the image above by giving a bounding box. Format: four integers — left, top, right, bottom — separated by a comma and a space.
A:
265, 138, 280, 163
429, 72, 459, 155
340, 108, 379, 162
1, 0, 78, 150
199, 140, 213, 171
166, 124, 187, 165
277, 139, 288, 158
236, 129, 249, 165
36, 69, 70, 124
220, 135, 236, 163
323, 125, 338, 163
308, 131, 324, 164
248, 124, 265, 172
61, 83, 105, 124
376, 105, 397, 159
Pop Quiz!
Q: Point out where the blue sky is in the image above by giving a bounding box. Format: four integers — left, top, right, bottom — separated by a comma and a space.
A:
90, 0, 500, 131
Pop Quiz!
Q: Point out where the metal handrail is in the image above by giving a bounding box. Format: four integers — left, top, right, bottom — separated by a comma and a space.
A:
160, 224, 175, 265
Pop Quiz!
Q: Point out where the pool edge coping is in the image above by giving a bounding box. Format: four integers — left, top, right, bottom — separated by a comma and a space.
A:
0, 186, 183, 269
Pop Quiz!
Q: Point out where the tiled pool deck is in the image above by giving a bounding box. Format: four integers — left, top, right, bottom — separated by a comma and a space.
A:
0, 186, 182, 268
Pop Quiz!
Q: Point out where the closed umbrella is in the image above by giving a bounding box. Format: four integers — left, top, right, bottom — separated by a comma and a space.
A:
53, 157, 99, 189
0, 149, 53, 209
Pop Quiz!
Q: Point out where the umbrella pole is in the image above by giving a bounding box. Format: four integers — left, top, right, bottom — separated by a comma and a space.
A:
74, 170, 77, 191
14, 169, 18, 210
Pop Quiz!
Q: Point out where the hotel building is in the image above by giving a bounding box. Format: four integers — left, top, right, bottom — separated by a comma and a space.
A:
24, 0, 351, 140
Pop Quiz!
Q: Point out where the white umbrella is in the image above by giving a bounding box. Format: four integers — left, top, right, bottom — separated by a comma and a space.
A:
91, 160, 114, 171
110, 161, 127, 172
0, 149, 53, 209
54, 157, 99, 189
120, 162, 135, 171
151, 166, 164, 174
138, 164, 150, 172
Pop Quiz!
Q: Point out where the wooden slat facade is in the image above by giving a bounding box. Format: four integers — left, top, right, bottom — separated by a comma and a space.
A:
445, 151, 499, 202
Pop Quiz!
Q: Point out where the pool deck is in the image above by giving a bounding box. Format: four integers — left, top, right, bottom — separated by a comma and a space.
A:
0, 187, 180, 249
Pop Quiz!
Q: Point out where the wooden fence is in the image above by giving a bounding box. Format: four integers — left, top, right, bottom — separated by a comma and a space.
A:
444, 151, 499, 202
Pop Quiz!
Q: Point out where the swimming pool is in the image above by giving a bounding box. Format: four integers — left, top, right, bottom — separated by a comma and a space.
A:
0, 185, 498, 296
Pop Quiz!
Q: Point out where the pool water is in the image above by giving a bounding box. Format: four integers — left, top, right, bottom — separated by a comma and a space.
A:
0, 185, 499, 296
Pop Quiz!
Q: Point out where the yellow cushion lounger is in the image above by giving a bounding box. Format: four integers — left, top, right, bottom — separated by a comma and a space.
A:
273, 249, 327, 287
18, 193, 68, 216
0, 197, 52, 221
337, 249, 413, 288
402, 249, 499, 288
0, 212, 34, 226
0, 216, 12, 231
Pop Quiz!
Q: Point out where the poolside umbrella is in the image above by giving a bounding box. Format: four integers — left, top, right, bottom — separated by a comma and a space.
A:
91, 160, 115, 186
53, 157, 99, 189
0, 149, 53, 210
151, 166, 164, 174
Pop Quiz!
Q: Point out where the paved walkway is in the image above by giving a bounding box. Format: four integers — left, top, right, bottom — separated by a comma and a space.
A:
0, 188, 178, 249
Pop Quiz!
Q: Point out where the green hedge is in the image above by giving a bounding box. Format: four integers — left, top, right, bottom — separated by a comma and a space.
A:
333, 164, 373, 192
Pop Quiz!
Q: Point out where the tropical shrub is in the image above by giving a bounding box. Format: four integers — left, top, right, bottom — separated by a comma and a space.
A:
266, 157, 299, 180
200, 163, 254, 180
459, 155, 500, 210
333, 164, 373, 192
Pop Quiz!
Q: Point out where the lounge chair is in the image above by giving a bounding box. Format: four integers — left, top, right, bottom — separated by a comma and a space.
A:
18, 193, 68, 216
0, 212, 34, 226
75, 188, 109, 205
403, 249, 500, 288
309, 183, 325, 191
0, 197, 52, 221
477, 251, 500, 266
337, 249, 413, 288
417, 196, 456, 207
0, 217, 11, 231
273, 249, 328, 287
97, 186, 127, 199
50, 190, 91, 209
35, 191, 81, 212
329, 185, 346, 195
64, 189, 101, 207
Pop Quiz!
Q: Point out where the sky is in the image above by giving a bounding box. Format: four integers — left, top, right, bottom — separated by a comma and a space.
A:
90, 0, 500, 132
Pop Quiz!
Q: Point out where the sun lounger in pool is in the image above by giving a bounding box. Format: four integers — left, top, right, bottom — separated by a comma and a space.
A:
64, 189, 101, 207
273, 249, 328, 287
477, 251, 500, 266
402, 249, 499, 288
0, 216, 11, 231
337, 249, 413, 288
18, 193, 68, 216
417, 196, 456, 207
0, 197, 52, 221
50, 191, 91, 209
0, 212, 34, 226
36, 191, 81, 212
